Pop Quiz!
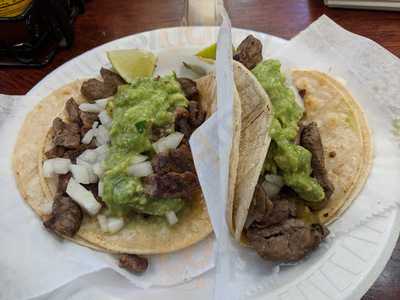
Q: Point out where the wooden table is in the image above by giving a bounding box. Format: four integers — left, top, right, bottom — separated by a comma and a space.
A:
1, 0, 399, 298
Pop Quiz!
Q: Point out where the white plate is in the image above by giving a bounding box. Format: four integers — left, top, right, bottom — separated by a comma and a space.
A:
30, 27, 400, 300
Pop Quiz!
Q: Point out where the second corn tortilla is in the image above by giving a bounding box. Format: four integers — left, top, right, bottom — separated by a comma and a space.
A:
230, 64, 373, 243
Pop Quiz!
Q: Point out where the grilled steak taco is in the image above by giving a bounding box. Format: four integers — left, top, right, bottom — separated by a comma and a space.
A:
229, 35, 373, 262
13, 50, 216, 272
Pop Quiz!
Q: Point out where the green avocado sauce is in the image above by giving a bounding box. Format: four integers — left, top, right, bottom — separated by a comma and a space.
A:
252, 59, 325, 202
102, 74, 188, 216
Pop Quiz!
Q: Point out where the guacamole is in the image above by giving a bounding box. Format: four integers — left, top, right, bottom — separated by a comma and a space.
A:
252, 60, 325, 202
102, 75, 188, 215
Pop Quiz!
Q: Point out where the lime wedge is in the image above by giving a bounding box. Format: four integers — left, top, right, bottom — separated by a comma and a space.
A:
196, 43, 236, 60
107, 49, 157, 82
196, 43, 217, 60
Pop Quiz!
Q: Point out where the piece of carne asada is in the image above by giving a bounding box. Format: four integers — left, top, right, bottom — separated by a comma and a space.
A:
233, 35, 263, 70
300, 122, 335, 211
247, 218, 329, 262
119, 254, 148, 273
43, 195, 83, 237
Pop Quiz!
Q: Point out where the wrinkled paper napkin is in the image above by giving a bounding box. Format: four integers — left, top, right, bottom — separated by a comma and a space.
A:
191, 15, 400, 300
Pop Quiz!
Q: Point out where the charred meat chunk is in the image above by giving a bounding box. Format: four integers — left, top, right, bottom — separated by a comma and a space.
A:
174, 102, 205, 138
152, 144, 195, 175
81, 68, 125, 101
100, 67, 126, 87
52, 117, 81, 149
250, 197, 297, 229
63, 139, 97, 163
233, 35, 263, 70
175, 107, 192, 137
81, 78, 115, 101
119, 254, 148, 273
45, 146, 66, 159
247, 219, 329, 262
246, 184, 273, 227
43, 195, 83, 237
177, 77, 199, 101
143, 171, 199, 199
79, 111, 98, 135
65, 98, 80, 124
188, 101, 205, 128
300, 122, 335, 210
57, 173, 72, 195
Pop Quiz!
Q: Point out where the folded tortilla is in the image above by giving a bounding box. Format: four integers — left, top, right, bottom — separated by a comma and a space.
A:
230, 64, 373, 242
13, 77, 216, 255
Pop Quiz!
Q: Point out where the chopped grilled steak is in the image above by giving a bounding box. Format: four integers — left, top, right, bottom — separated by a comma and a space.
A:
188, 101, 205, 128
152, 144, 195, 175
57, 173, 72, 195
63, 139, 97, 163
80, 79, 115, 101
174, 102, 205, 138
177, 77, 199, 101
175, 107, 192, 137
300, 122, 335, 211
250, 197, 297, 229
247, 219, 329, 262
43, 195, 83, 237
79, 111, 98, 135
119, 254, 148, 273
233, 35, 263, 70
52, 118, 81, 149
143, 171, 198, 199
100, 67, 126, 87
81, 68, 125, 101
246, 184, 273, 228
45, 146, 66, 159
65, 98, 80, 124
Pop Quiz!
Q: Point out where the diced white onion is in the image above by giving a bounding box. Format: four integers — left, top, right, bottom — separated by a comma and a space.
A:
152, 132, 184, 153
127, 161, 153, 177
77, 149, 98, 164
81, 128, 95, 144
95, 97, 112, 109
95, 125, 110, 146
262, 181, 281, 197
94, 144, 109, 162
131, 154, 148, 165
97, 214, 108, 232
92, 162, 104, 177
52, 158, 71, 174
264, 174, 284, 189
98, 181, 104, 197
165, 211, 178, 225
107, 217, 124, 234
75, 159, 98, 183
98, 111, 112, 128
92, 121, 99, 129
66, 178, 101, 216
43, 158, 71, 177
43, 159, 55, 177
79, 103, 104, 113
70, 164, 91, 184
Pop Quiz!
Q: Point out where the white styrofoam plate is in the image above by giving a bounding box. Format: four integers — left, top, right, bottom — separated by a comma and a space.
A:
30, 27, 400, 300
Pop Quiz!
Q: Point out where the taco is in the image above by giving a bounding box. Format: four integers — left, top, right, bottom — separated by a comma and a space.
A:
13, 51, 215, 272
229, 35, 373, 262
